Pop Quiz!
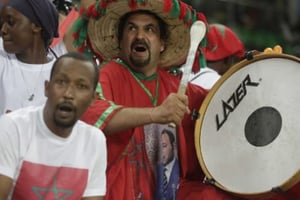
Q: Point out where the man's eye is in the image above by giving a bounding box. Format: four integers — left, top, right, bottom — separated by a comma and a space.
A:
128, 25, 136, 31
147, 27, 154, 32
56, 79, 66, 85
77, 83, 88, 89
7, 18, 15, 26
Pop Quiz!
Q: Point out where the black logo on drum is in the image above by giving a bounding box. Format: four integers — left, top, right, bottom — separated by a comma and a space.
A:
216, 74, 259, 131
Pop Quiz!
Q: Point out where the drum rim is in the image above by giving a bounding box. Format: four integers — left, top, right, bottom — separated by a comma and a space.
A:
194, 53, 300, 198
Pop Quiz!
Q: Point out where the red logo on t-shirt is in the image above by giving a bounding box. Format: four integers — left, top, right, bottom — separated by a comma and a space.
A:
12, 161, 88, 199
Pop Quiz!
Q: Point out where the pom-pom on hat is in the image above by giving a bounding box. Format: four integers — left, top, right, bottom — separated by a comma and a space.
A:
73, 0, 208, 69
203, 24, 245, 61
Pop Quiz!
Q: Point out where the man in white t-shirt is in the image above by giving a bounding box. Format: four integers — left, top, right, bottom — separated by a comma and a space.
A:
190, 24, 245, 89
189, 67, 221, 90
0, 52, 107, 200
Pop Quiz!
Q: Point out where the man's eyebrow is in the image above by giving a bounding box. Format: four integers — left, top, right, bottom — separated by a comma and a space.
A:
145, 23, 157, 27
125, 21, 135, 26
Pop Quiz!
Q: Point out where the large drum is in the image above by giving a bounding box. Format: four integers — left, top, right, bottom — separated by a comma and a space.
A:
195, 53, 300, 199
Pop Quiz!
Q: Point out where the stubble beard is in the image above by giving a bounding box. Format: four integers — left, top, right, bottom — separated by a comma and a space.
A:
129, 53, 151, 68
53, 111, 77, 129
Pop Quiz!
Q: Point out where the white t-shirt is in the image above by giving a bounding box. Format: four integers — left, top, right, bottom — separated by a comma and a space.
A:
0, 105, 107, 199
189, 67, 221, 90
51, 40, 68, 57
0, 49, 56, 114
0, 37, 66, 57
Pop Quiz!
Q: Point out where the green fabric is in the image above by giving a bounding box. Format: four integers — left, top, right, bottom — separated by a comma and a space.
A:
170, 0, 180, 18
199, 50, 207, 69
72, 17, 88, 47
94, 103, 120, 128
94, 80, 122, 128
184, 7, 191, 23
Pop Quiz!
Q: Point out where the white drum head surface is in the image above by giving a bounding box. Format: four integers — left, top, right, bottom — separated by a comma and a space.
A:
195, 54, 300, 196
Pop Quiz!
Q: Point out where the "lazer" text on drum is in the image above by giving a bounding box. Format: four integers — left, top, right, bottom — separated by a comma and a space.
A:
216, 74, 259, 131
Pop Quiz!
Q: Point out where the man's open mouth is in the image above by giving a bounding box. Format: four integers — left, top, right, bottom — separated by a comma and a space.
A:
57, 103, 75, 116
133, 45, 147, 52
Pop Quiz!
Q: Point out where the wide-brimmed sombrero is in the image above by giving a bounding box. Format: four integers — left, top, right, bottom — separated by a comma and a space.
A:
73, 0, 207, 69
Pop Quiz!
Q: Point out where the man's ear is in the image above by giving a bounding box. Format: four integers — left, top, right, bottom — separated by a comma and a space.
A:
160, 40, 165, 53
31, 23, 42, 33
89, 91, 98, 106
44, 80, 50, 98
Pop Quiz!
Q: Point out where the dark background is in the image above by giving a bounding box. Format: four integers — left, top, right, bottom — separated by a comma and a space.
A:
183, 0, 300, 56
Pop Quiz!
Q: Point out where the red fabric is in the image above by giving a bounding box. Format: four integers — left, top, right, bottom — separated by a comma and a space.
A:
50, 8, 79, 48
177, 180, 239, 200
81, 60, 237, 200
12, 161, 88, 199
267, 182, 300, 200
203, 24, 245, 61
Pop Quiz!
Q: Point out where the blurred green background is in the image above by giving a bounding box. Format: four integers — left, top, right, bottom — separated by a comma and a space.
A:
183, 0, 300, 56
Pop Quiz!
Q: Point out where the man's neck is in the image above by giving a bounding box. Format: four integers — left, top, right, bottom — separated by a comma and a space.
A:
132, 66, 157, 77
117, 58, 158, 77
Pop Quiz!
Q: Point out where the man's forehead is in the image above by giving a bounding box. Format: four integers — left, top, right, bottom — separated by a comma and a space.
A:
54, 58, 92, 75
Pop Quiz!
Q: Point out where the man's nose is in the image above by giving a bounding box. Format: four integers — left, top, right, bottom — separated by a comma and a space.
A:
136, 29, 146, 39
63, 85, 75, 99
1, 23, 8, 35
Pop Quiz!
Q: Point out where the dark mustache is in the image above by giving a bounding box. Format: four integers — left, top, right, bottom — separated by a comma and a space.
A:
57, 101, 75, 111
131, 39, 149, 50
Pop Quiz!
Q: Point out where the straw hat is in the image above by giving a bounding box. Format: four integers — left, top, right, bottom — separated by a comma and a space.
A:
73, 0, 207, 69
203, 24, 245, 61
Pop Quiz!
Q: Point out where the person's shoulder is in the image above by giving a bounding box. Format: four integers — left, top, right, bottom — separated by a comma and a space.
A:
158, 69, 180, 81
195, 68, 220, 78
99, 59, 131, 80
76, 120, 106, 139
0, 106, 41, 128
99, 59, 123, 71
75, 121, 106, 152
50, 41, 68, 57
46, 52, 58, 65
74, 121, 106, 159
157, 69, 181, 91
5, 106, 40, 117
200, 68, 220, 82
189, 67, 220, 90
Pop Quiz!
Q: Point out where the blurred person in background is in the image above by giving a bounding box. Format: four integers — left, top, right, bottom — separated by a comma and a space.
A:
0, 0, 59, 114
50, 0, 96, 56
190, 23, 245, 89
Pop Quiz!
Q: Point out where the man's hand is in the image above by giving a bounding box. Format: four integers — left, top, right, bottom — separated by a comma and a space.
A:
151, 93, 190, 125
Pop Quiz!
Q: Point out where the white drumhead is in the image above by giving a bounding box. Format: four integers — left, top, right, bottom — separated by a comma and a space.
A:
195, 54, 300, 196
